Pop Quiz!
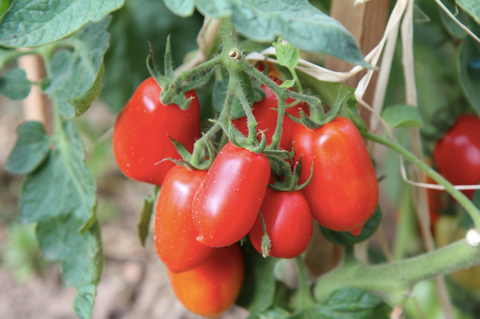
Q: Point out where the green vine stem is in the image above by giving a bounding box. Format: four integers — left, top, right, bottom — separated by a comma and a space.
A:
232, 72, 258, 145
313, 238, 480, 306
295, 256, 315, 309
269, 98, 286, 150
362, 131, 480, 229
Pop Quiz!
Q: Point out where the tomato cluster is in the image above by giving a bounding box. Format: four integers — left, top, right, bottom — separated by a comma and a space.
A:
112, 74, 379, 316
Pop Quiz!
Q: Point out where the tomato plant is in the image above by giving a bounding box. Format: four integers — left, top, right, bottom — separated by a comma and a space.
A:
113, 77, 200, 185
168, 244, 244, 318
3, 1, 480, 319
249, 189, 312, 258
192, 142, 271, 247
433, 115, 480, 200
153, 165, 214, 273
292, 117, 379, 235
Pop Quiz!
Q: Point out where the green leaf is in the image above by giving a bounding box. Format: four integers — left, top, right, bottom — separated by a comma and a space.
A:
0, 68, 31, 100
0, 0, 123, 48
457, 0, 480, 24
237, 241, 278, 312
45, 17, 111, 118
6, 121, 51, 175
314, 287, 391, 319
37, 216, 104, 319
320, 206, 382, 246
101, 0, 203, 112
68, 63, 105, 116
459, 34, 480, 115
438, 0, 470, 39
280, 79, 295, 89
273, 38, 300, 71
381, 104, 424, 129
163, 0, 195, 17
137, 191, 157, 247
212, 70, 253, 119
247, 307, 291, 319
19, 121, 96, 230
196, 0, 367, 67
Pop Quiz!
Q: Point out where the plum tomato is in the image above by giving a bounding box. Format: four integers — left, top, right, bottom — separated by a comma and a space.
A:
192, 142, 271, 247
433, 114, 480, 200
113, 77, 200, 185
168, 244, 244, 318
249, 189, 313, 258
293, 117, 379, 235
154, 165, 214, 273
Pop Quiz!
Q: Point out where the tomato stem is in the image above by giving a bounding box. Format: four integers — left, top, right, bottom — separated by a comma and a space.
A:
294, 256, 315, 309
362, 131, 480, 230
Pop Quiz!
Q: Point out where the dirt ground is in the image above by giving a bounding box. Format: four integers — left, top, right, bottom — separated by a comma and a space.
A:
0, 97, 249, 319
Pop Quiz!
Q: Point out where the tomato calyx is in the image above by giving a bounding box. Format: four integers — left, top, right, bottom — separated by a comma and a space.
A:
287, 86, 349, 130
163, 134, 216, 171
258, 211, 272, 258
146, 37, 216, 111
267, 152, 314, 192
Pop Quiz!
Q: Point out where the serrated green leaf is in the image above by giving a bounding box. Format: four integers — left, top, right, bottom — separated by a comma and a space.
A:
212, 71, 253, 119
45, 17, 110, 118
196, 0, 367, 66
237, 242, 278, 312
314, 287, 391, 319
247, 307, 291, 319
0, 0, 123, 48
37, 216, 103, 319
69, 63, 105, 117
273, 38, 299, 71
19, 121, 96, 230
459, 34, 480, 115
457, 0, 480, 24
137, 192, 156, 247
6, 121, 51, 175
382, 104, 424, 129
163, 0, 195, 17
0, 68, 31, 100
320, 206, 382, 246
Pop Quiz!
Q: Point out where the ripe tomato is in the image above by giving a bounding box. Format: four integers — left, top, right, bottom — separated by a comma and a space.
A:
435, 215, 480, 290
433, 114, 480, 200
154, 165, 214, 273
249, 189, 313, 258
293, 117, 379, 235
232, 82, 308, 151
168, 244, 244, 317
113, 77, 200, 185
192, 142, 271, 247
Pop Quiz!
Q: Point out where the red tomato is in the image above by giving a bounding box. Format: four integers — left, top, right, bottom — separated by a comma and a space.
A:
232, 82, 308, 151
433, 114, 480, 200
168, 244, 244, 318
192, 142, 271, 247
249, 189, 313, 258
293, 117, 379, 235
154, 165, 214, 273
113, 77, 200, 185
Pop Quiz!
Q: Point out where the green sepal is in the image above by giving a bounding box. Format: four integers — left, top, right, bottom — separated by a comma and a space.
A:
259, 211, 271, 258
146, 41, 169, 89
